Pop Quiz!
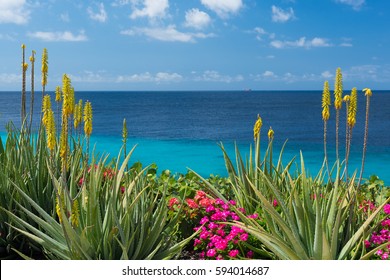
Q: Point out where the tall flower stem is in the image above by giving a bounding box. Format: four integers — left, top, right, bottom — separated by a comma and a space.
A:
29, 50, 36, 134
322, 81, 331, 179
21, 44, 27, 125
357, 88, 372, 187
334, 68, 343, 162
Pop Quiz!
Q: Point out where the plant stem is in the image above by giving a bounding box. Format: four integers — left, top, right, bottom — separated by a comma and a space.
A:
357, 96, 371, 187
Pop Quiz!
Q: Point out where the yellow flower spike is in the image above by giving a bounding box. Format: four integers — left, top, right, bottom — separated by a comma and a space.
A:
322, 80, 331, 121
334, 68, 343, 110
122, 118, 128, 142
77, 99, 83, 125
70, 200, 80, 227
348, 88, 357, 128
268, 126, 274, 141
46, 110, 56, 151
363, 88, 372, 97
84, 101, 93, 137
62, 74, 72, 117
42, 94, 52, 127
253, 114, 262, 140
41, 48, 48, 87
55, 196, 62, 224
22, 62, 28, 71
55, 86, 61, 102
343, 95, 350, 102
21, 44, 25, 49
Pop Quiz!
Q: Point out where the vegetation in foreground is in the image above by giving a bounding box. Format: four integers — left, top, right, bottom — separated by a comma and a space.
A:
0, 45, 389, 260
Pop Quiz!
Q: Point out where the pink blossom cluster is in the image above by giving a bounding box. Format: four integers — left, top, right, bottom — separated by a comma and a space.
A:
190, 191, 257, 260
365, 204, 390, 260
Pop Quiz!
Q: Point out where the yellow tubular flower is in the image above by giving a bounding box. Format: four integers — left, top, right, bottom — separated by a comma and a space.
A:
42, 94, 52, 127
322, 80, 331, 121
253, 114, 262, 140
21, 44, 25, 49
343, 95, 350, 102
334, 67, 343, 110
74, 103, 79, 129
77, 99, 83, 125
69, 87, 75, 116
84, 101, 93, 137
348, 88, 357, 127
46, 110, 56, 151
122, 118, 128, 142
22, 63, 28, 71
41, 48, 48, 87
268, 126, 274, 141
55, 86, 61, 102
363, 88, 372, 97
62, 74, 73, 118
70, 200, 79, 227
59, 123, 68, 167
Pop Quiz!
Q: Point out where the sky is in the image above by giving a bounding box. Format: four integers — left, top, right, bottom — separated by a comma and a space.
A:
0, 0, 390, 91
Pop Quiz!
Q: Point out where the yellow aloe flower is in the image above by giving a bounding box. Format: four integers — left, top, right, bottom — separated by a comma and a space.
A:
348, 88, 357, 127
363, 88, 372, 97
55, 86, 61, 102
322, 80, 331, 121
46, 110, 56, 151
84, 101, 93, 137
122, 118, 128, 142
22, 62, 28, 71
21, 44, 25, 49
70, 200, 80, 227
334, 68, 343, 110
42, 94, 52, 127
343, 95, 350, 102
41, 48, 48, 87
268, 126, 274, 141
253, 114, 262, 140
62, 74, 72, 118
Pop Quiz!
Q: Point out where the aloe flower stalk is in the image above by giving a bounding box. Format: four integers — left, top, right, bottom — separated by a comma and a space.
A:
46, 109, 56, 153
55, 85, 61, 135
41, 94, 52, 128
21, 44, 27, 124
334, 68, 343, 161
29, 50, 36, 133
70, 200, 79, 228
267, 126, 274, 176
322, 80, 331, 177
41, 48, 48, 99
345, 88, 357, 182
358, 88, 372, 187
253, 114, 262, 181
122, 118, 128, 161
84, 101, 93, 160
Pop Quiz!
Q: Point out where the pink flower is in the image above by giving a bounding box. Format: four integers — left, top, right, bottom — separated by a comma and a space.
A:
214, 239, 228, 251
216, 229, 226, 237
200, 216, 209, 224
199, 198, 213, 208
364, 240, 371, 249
375, 249, 383, 256
273, 199, 278, 207
381, 219, 390, 227
200, 231, 209, 240
78, 177, 84, 186
246, 251, 254, 258
381, 253, 389, 260
207, 249, 216, 257
186, 198, 199, 209
120, 186, 125, 194
206, 205, 215, 212
208, 222, 218, 230
215, 198, 224, 205
216, 255, 224, 260
228, 249, 239, 258
384, 204, 390, 215
194, 239, 201, 247
240, 233, 248, 241
168, 197, 180, 208
229, 200, 237, 206
247, 213, 259, 219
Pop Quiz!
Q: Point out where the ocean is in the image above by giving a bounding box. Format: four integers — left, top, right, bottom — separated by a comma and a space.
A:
1, 90, 389, 185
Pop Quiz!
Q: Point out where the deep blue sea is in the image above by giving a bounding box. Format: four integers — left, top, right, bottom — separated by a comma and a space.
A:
1, 90, 389, 184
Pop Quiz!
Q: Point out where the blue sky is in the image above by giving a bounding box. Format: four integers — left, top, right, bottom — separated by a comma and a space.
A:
0, 0, 389, 90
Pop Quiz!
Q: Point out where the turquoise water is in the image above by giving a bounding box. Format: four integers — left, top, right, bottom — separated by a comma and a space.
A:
1, 90, 389, 184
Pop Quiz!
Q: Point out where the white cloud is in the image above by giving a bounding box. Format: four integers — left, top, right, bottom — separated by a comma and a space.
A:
0, 73, 21, 83
60, 12, 70, 22
200, 0, 243, 18
117, 72, 182, 83
184, 8, 211, 30
69, 71, 110, 83
121, 25, 214, 43
263, 70, 277, 78
254, 27, 266, 41
28, 31, 88, 42
270, 37, 331, 49
0, 0, 30, 24
130, 0, 169, 20
335, 0, 365, 10
194, 70, 244, 83
87, 3, 107, 23
321, 71, 333, 79
271, 5, 295, 23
